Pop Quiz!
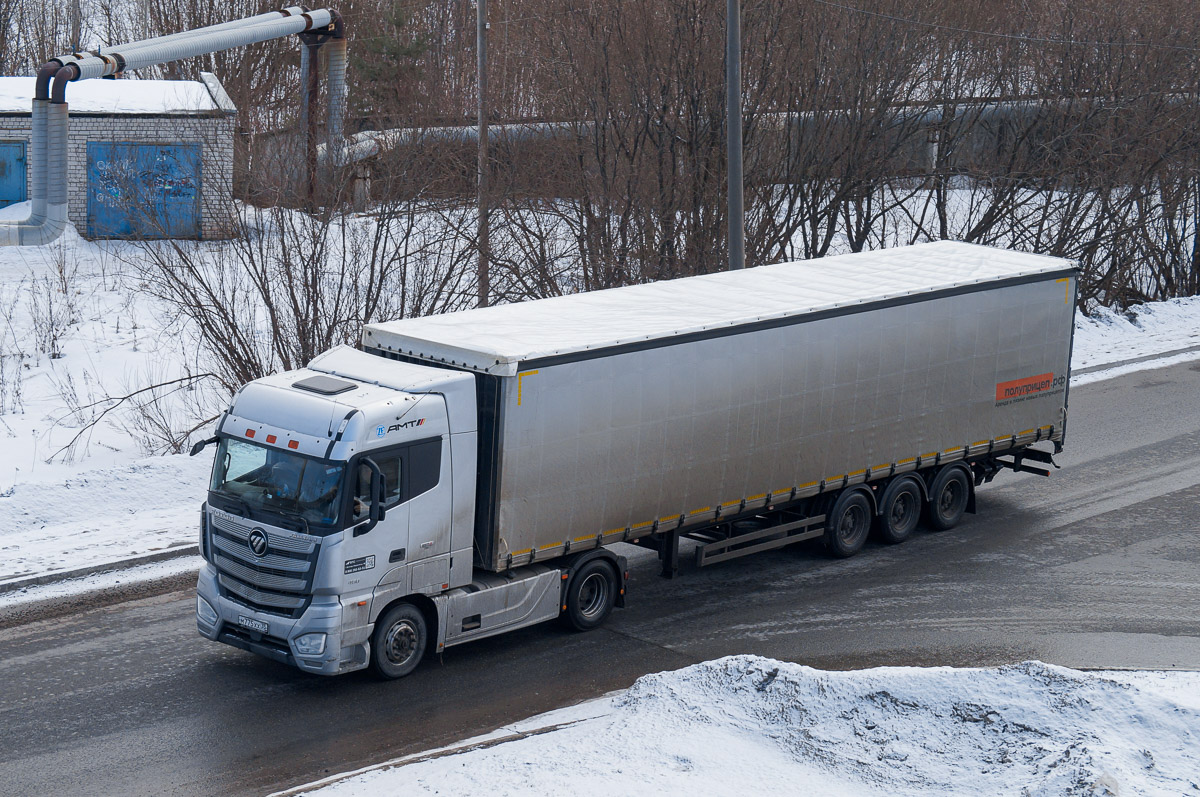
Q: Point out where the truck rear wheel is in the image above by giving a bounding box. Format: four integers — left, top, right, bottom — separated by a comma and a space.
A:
824, 490, 872, 557
562, 559, 617, 631
877, 477, 923, 544
925, 466, 970, 531
371, 602, 427, 679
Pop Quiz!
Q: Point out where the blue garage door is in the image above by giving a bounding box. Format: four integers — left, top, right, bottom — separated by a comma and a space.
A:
87, 142, 201, 239
0, 141, 27, 209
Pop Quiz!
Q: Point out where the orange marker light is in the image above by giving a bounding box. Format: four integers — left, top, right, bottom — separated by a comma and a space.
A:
288, 440, 299, 449
245, 429, 255, 438
266, 434, 277, 444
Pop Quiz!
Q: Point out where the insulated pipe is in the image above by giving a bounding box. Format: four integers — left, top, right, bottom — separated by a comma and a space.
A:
50, 7, 307, 72
0, 98, 70, 246
0, 63, 68, 245
44, 101, 69, 240
29, 62, 59, 221
65, 10, 333, 80
325, 35, 348, 166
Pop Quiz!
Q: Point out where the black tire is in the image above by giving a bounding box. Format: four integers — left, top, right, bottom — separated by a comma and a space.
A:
925, 466, 971, 531
876, 477, 923, 544
824, 490, 872, 558
370, 602, 427, 679
562, 559, 617, 631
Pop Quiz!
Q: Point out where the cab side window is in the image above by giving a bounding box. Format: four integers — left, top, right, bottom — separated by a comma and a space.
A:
351, 439, 442, 520
408, 440, 441, 498
353, 452, 403, 521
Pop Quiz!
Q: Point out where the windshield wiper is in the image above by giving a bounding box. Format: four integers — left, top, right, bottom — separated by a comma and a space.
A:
214, 492, 255, 521
265, 505, 312, 536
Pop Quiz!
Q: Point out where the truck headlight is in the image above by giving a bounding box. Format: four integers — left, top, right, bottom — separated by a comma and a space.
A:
293, 633, 327, 656
196, 596, 219, 625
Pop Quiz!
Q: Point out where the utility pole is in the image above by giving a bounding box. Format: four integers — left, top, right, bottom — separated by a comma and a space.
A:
477, 0, 490, 307
69, 0, 81, 53
726, 0, 745, 271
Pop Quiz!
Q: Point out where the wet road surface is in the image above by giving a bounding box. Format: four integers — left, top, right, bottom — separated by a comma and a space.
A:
1, 360, 1198, 795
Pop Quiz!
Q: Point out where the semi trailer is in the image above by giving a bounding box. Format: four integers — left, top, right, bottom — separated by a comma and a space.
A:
193, 240, 1077, 678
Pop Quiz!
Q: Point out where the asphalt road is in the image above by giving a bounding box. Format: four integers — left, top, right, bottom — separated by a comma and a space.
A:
2, 360, 1199, 796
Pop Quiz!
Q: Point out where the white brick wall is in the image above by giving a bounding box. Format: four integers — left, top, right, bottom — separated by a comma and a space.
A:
0, 111, 235, 240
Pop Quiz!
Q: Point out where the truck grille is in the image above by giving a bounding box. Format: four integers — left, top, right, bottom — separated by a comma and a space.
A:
208, 511, 320, 619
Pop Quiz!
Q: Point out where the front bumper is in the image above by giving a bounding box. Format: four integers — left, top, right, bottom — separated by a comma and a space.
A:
196, 564, 370, 675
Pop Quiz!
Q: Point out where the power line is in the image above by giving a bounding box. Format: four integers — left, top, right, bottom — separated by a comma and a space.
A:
810, 0, 1200, 54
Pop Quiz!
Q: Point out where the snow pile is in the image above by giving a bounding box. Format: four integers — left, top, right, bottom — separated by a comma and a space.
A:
307, 656, 1200, 797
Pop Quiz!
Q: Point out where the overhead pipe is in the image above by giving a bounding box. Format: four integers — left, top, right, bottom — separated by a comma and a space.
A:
60, 10, 333, 81
48, 7, 308, 73
84, 7, 310, 81
2, 8, 341, 247
319, 121, 596, 167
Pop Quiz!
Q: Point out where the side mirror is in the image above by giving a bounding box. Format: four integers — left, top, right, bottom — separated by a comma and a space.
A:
190, 436, 219, 457
353, 458, 386, 536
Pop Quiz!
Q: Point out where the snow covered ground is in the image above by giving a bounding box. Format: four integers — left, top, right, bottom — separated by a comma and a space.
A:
291, 655, 1200, 797
2, 205, 1200, 595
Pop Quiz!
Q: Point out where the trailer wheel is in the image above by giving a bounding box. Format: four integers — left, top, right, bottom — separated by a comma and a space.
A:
877, 477, 922, 544
562, 559, 617, 631
824, 490, 872, 558
371, 602, 427, 679
925, 466, 970, 531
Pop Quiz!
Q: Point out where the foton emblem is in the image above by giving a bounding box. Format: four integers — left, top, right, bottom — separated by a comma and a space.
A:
248, 528, 269, 557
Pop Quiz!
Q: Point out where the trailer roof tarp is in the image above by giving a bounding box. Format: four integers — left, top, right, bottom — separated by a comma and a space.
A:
364, 241, 1075, 376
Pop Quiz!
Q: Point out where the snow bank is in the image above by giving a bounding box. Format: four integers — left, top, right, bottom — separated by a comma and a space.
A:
306, 656, 1200, 797
1071, 297, 1200, 385
0, 455, 209, 585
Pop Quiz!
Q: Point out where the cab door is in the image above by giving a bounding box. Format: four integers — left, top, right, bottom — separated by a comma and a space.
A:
341, 451, 408, 593
343, 436, 450, 593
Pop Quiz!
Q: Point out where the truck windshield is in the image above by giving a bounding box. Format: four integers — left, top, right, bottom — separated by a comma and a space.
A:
209, 437, 345, 530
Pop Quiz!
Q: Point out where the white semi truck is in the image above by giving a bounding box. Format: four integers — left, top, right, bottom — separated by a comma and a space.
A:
193, 241, 1076, 677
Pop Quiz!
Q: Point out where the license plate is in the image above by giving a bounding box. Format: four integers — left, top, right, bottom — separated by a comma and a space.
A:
238, 615, 269, 634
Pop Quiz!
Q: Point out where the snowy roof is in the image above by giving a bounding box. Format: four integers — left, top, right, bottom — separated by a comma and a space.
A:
363, 241, 1076, 376
0, 75, 231, 115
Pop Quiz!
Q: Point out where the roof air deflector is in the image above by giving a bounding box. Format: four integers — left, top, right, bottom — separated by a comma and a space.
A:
293, 375, 358, 396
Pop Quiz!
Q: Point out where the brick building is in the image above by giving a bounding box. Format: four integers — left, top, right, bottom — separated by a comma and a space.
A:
0, 73, 236, 240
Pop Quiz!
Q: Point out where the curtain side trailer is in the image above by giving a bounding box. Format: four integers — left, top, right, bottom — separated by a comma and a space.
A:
195, 241, 1076, 677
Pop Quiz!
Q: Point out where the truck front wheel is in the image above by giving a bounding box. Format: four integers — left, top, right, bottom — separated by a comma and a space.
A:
562, 559, 617, 631
824, 490, 872, 557
371, 602, 427, 679
926, 466, 970, 531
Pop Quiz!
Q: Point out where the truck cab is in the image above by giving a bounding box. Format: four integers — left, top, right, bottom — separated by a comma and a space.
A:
195, 346, 478, 675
